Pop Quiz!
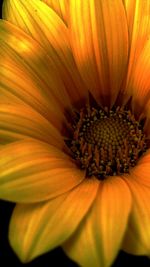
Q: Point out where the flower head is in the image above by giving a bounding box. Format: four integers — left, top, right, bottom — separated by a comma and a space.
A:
1, 0, 150, 266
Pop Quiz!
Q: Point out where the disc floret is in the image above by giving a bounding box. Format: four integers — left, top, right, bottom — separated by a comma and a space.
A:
68, 106, 147, 180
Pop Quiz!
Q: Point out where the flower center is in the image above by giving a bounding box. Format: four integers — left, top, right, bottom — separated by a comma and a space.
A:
67, 106, 147, 180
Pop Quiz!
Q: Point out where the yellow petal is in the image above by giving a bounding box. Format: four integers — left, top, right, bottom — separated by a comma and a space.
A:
63, 177, 131, 267
2, 0, 88, 106
0, 139, 84, 202
122, 0, 150, 104
41, 0, 68, 25
126, 38, 150, 116
0, 20, 72, 131
69, 0, 128, 107
0, 104, 67, 149
9, 178, 99, 262
122, 176, 150, 255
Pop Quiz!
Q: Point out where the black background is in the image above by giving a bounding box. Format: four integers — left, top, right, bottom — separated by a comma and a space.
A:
0, 1, 150, 266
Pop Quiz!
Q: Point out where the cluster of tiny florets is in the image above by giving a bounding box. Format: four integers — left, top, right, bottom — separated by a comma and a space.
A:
68, 106, 147, 179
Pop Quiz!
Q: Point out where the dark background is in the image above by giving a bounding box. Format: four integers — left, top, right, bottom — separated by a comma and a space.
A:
0, 1, 150, 266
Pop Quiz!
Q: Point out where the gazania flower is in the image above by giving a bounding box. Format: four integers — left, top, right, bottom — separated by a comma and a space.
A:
1, 0, 150, 266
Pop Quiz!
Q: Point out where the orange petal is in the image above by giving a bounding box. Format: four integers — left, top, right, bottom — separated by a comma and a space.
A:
0, 104, 66, 149
143, 99, 150, 136
41, 0, 68, 25
69, 0, 129, 107
0, 139, 85, 202
63, 177, 131, 267
127, 39, 150, 116
128, 149, 150, 187
0, 20, 73, 131
137, 149, 150, 165
9, 178, 99, 262
2, 0, 88, 107
0, 64, 70, 132
122, 176, 150, 255
122, 0, 150, 105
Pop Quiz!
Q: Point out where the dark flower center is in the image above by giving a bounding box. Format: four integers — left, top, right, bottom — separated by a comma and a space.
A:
67, 106, 148, 180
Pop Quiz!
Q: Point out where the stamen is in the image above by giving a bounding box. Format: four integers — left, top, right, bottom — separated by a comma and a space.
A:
66, 106, 148, 180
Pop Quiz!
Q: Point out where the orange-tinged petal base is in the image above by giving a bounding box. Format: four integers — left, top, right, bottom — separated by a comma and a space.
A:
69, 0, 128, 107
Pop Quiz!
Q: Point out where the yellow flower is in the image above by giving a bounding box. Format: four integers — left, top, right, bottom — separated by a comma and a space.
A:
0, 0, 150, 266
